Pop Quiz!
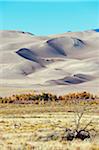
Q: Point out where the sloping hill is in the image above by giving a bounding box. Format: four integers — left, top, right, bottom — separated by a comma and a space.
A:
0, 30, 99, 96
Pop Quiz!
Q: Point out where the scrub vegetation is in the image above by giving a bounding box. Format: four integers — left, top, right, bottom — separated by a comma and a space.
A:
0, 91, 99, 150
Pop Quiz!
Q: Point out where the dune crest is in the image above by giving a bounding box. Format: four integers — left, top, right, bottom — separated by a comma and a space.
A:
0, 30, 99, 96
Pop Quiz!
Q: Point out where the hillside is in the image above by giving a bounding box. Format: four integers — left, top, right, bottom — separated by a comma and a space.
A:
0, 30, 99, 96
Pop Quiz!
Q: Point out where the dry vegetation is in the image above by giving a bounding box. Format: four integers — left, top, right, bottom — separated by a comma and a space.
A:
0, 91, 99, 105
0, 91, 99, 150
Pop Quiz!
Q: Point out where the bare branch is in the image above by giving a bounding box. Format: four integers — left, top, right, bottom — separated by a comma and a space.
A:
74, 104, 89, 132
82, 119, 93, 131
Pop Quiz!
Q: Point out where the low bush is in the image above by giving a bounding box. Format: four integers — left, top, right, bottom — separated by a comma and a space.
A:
0, 91, 98, 104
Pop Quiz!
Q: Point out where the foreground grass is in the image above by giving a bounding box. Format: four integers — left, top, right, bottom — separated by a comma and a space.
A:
0, 103, 99, 150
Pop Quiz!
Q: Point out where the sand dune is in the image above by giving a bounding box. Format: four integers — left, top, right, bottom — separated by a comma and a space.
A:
0, 30, 99, 96
46, 74, 94, 85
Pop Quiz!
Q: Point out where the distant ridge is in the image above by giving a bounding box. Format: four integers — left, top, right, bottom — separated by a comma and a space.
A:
93, 29, 99, 32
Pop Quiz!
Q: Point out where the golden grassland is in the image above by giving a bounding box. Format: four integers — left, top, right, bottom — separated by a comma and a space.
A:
0, 92, 99, 150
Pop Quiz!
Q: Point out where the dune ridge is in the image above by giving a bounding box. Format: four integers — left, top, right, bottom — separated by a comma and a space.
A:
0, 30, 99, 96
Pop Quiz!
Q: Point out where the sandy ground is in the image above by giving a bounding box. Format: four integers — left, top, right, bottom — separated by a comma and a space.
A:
0, 85, 99, 98
0, 30, 99, 96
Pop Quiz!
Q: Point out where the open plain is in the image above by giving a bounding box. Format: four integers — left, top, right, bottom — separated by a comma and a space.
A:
0, 103, 99, 150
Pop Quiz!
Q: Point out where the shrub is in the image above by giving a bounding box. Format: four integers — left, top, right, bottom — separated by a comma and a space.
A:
0, 91, 98, 104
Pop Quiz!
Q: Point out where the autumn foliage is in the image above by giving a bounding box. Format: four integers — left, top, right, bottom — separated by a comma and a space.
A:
0, 91, 98, 104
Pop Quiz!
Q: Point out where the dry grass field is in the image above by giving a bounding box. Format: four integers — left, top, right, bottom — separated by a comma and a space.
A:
0, 102, 99, 150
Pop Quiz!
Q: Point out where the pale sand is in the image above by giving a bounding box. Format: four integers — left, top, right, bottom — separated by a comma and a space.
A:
0, 30, 99, 96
